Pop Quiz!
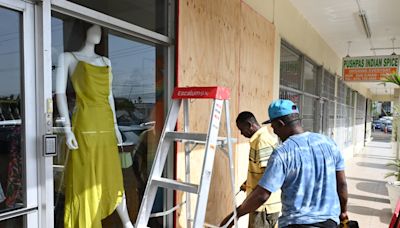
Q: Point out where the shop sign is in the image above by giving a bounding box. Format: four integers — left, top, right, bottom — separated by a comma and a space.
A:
342, 55, 399, 81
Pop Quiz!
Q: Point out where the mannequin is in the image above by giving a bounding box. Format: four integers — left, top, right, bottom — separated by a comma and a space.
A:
56, 24, 133, 228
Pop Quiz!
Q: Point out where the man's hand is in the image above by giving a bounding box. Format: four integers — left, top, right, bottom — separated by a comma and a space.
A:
220, 212, 234, 228
339, 211, 349, 222
240, 181, 247, 192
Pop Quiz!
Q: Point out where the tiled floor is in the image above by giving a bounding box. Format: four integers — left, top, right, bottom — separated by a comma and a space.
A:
346, 131, 395, 228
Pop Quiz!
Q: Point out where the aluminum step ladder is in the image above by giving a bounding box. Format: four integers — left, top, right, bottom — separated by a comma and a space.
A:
135, 86, 238, 228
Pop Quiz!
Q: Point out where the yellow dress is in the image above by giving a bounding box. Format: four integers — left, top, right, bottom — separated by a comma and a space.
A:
64, 58, 124, 228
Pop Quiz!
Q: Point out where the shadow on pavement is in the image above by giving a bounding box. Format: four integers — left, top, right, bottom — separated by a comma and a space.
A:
356, 162, 396, 171
355, 182, 389, 196
347, 205, 392, 224
348, 193, 389, 204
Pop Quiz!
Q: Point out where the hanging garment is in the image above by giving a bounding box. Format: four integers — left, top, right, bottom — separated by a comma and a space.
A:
5, 125, 22, 208
0, 182, 5, 203
64, 55, 124, 228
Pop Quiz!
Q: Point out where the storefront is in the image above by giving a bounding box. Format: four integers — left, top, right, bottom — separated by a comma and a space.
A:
0, 0, 375, 227
0, 0, 176, 227
279, 41, 367, 153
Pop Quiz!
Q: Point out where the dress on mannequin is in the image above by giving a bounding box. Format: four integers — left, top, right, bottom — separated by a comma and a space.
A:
0, 183, 5, 203
5, 126, 22, 208
56, 24, 133, 228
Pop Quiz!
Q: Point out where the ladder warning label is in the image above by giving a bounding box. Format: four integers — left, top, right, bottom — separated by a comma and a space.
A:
177, 90, 209, 97
172, 86, 230, 99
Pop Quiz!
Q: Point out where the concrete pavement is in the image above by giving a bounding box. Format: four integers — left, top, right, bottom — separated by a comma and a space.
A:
346, 131, 395, 228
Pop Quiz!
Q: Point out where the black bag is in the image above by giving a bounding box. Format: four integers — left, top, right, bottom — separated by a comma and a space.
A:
338, 220, 359, 228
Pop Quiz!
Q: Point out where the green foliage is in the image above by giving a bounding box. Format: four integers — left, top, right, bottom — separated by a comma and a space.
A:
383, 73, 400, 86
385, 159, 400, 181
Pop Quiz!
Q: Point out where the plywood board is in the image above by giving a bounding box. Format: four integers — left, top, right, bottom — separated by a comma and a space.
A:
238, 3, 276, 127
178, 0, 240, 225
177, 0, 276, 226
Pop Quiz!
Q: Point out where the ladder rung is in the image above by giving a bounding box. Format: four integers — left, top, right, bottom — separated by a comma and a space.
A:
153, 177, 199, 194
165, 132, 208, 143
165, 131, 236, 146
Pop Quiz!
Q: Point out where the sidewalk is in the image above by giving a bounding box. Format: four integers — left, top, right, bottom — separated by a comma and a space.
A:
346, 131, 394, 228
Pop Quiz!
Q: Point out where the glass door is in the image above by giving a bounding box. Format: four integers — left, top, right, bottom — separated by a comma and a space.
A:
48, 0, 175, 225
0, 0, 38, 227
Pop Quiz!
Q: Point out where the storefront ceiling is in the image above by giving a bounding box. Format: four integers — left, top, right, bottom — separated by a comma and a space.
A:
289, 0, 400, 98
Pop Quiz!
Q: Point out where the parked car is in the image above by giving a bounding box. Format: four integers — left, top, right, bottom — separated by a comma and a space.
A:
373, 120, 382, 129
387, 122, 393, 133
381, 120, 392, 132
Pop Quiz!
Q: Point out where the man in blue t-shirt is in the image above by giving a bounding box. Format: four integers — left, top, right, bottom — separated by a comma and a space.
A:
221, 99, 348, 228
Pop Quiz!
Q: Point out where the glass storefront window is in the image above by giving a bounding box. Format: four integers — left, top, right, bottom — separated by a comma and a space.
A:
69, 0, 169, 36
335, 103, 345, 149
303, 60, 317, 95
280, 43, 327, 134
345, 105, 353, 146
0, 215, 24, 228
337, 81, 346, 104
280, 46, 301, 90
302, 96, 316, 132
51, 13, 167, 228
0, 6, 24, 214
346, 88, 353, 106
356, 93, 366, 125
322, 70, 335, 101
279, 89, 301, 105
322, 100, 335, 137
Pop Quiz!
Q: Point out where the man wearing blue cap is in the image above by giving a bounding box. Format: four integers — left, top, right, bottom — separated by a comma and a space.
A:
221, 99, 348, 228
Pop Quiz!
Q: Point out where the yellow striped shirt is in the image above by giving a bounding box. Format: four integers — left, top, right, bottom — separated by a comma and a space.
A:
247, 127, 281, 213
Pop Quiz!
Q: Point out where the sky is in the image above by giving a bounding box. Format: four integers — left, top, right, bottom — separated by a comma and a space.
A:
0, 7, 21, 98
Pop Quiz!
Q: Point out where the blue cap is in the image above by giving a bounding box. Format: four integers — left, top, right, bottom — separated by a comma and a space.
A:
262, 99, 299, 124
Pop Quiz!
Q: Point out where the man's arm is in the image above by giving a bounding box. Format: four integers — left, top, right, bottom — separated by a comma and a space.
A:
238, 185, 271, 216
336, 170, 348, 221
220, 186, 270, 227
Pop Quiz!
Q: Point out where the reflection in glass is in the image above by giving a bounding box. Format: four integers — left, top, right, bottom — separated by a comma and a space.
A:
335, 104, 345, 149
346, 105, 353, 146
51, 14, 166, 227
322, 71, 335, 101
346, 88, 353, 106
280, 46, 301, 90
0, 7, 24, 214
337, 81, 346, 104
322, 100, 335, 138
302, 96, 316, 132
356, 94, 366, 125
0, 215, 24, 228
279, 89, 301, 106
109, 31, 166, 228
303, 60, 317, 95
69, 0, 168, 35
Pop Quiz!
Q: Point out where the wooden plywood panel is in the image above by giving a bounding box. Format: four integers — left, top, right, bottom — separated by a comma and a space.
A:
177, 0, 276, 226
239, 3, 276, 125
178, 0, 240, 226
178, 0, 240, 133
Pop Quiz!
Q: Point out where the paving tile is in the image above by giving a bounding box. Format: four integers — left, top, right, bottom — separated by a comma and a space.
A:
346, 131, 394, 228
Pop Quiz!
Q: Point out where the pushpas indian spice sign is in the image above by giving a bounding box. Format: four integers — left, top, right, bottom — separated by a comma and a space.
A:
342, 55, 399, 81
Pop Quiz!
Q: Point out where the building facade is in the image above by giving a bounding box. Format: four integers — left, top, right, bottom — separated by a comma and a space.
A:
0, 0, 370, 227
